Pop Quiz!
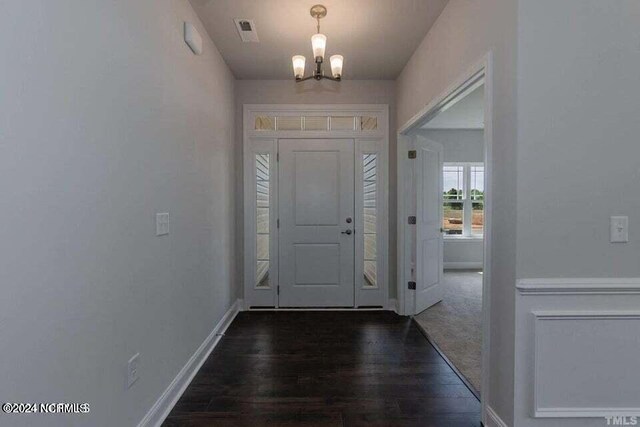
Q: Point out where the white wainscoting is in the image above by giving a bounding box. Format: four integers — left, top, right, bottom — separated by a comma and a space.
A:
515, 279, 640, 427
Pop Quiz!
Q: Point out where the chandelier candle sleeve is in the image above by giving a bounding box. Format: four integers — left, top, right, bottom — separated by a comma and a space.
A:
292, 55, 306, 79
330, 55, 343, 78
311, 33, 327, 60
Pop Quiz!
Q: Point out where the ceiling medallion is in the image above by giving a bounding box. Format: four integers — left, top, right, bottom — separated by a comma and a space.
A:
292, 4, 343, 82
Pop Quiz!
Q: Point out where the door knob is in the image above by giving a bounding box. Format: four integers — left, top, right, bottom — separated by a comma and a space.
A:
346, 217, 352, 224
341, 229, 353, 235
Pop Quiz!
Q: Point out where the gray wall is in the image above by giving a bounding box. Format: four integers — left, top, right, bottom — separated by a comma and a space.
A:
421, 129, 484, 163
0, 1, 236, 426
516, 0, 640, 278
443, 239, 484, 268
234, 80, 398, 298
397, 0, 518, 423
420, 129, 485, 267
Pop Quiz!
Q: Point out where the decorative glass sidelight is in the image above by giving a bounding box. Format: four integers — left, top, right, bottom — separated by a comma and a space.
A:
363, 154, 378, 287
255, 154, 270, 288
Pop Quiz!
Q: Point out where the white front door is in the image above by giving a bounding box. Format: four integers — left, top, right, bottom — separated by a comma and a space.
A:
414, 139, 444, 314
278, 139, 355, 307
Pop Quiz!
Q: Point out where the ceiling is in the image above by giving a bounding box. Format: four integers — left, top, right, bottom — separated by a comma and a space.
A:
189, 0, 449, 80
422, 85, 485, 130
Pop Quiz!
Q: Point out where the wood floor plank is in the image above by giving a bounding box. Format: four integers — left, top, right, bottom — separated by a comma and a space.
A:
162, 311, 480, 426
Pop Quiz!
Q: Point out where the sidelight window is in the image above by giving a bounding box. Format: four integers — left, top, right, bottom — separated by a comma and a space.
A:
363, 154, 378, 287
255, 154, 270, 287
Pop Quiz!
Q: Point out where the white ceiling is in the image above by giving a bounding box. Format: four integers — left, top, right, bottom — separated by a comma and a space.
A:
189, 0, 449, 80
422, 85, 485, 130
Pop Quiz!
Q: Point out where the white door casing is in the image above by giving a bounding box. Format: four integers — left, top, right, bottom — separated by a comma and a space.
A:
278, 139, 355, 307
414, 139, 444, 314
243, 104, 389, 310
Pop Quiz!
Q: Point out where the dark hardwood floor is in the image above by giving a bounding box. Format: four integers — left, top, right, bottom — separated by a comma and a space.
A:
163, 311, 481, 427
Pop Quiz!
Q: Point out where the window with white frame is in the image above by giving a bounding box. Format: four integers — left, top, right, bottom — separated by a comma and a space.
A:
443, 163, 484, 237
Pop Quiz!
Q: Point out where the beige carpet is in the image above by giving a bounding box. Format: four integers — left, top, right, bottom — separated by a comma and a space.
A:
414, 270, 483, 393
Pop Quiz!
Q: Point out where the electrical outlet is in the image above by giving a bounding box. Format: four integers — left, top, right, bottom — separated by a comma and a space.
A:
610, 216, 629, 243
156, 213, 169, 236
127, 353, 140, 389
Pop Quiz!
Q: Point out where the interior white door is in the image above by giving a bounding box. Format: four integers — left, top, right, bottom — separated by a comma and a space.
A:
414, 139, 444, 314
278, 139, 355, 307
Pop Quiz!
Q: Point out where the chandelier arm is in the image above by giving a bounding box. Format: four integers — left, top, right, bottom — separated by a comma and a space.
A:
295, 74, 341, 83
295, 75, 315, 83
322, 75, 342, 82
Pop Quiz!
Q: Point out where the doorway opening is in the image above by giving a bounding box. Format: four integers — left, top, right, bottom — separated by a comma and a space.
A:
397, 55, 493, 420
414, 83, 485, 395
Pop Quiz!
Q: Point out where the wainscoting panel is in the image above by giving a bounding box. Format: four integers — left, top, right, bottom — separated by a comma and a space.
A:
515, 279, 640, 427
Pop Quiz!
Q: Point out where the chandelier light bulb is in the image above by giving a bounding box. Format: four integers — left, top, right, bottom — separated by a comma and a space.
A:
292, 55, 306, 79
330, 55, 343, 79
311, 33, 327, 60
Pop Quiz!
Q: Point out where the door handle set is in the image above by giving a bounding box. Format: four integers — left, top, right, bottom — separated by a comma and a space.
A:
342, 217, 354, 235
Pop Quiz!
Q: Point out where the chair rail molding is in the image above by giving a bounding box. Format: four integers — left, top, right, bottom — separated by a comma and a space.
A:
517, 278, 640, 295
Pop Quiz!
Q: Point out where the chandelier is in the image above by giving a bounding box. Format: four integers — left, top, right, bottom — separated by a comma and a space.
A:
292, 5, 343, 82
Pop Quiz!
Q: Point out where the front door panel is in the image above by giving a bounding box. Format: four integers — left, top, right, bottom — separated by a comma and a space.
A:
278, 139, 355, 307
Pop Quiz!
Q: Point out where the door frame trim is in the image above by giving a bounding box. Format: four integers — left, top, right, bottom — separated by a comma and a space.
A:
243, 104, 389, 310
396, 51, 494, 425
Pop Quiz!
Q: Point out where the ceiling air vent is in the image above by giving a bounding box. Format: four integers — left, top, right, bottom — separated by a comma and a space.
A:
234, 19, 259, 43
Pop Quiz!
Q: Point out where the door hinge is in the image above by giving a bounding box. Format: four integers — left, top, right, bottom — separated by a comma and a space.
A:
408, 281, 416, 290
277, 152, 279, 162
408, 216, 416, 225
277, 285, 280, 295
408, 150, 417, 159
277, 218, 280, 228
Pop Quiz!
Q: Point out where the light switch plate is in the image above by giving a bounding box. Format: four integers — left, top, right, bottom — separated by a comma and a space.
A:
156, 213, 169, 236
610, 216, 629, 243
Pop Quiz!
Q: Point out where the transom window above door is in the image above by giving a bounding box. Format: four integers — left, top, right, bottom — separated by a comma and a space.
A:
254, 115, 378, 132
443, 163, 484, 237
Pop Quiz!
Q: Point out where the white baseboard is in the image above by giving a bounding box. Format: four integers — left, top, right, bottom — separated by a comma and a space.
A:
137, 299, 242, 427
388, 298, 398, 313
444, 262, 483, 270
486, 405, 509, 427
